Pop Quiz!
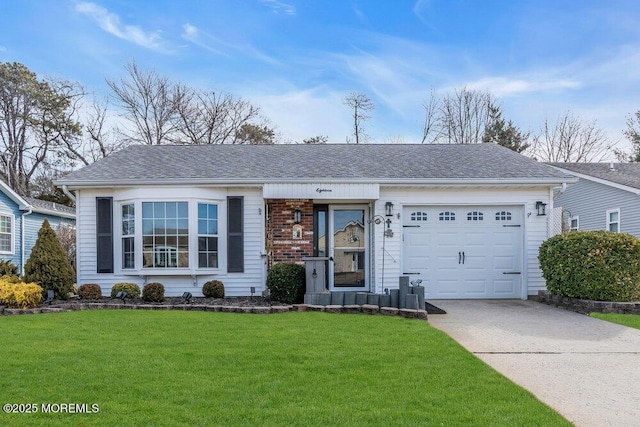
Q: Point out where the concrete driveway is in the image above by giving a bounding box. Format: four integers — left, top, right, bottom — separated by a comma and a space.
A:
427, 300, 640, 427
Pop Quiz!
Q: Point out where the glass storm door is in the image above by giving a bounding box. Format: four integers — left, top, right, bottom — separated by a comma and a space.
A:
330, 207, 367, 290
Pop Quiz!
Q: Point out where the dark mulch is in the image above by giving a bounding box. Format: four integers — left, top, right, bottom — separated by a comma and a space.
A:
51, 296, 279, 307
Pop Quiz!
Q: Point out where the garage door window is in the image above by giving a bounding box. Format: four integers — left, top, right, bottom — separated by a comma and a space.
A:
467, 211, 483, 221
495, 211, 512, 221
410, 212, 428, 221
439, 211, 456, 221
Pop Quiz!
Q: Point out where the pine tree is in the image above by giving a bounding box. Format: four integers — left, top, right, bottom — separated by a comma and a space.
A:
482, 103, 531, 153
24, 218, 76, 299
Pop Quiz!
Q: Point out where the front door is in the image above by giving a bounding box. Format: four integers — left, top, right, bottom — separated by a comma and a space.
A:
330, 207, 367, 290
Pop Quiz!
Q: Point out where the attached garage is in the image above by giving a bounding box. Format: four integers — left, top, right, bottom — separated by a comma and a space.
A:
402, 205, 523, 299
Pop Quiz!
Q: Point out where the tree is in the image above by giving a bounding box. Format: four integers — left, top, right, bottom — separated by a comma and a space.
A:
343, 92, 374, 144
617, 111, 640, 162
531, 112, 612, 162
421, 87, 495, 144
234, 123, 276, 144
0, 62, 82, 196
482, 103, 531, 153
23, 218, 76, 299
302, 135, 328, 144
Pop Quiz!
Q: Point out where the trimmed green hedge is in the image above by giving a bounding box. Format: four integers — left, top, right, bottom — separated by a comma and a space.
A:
266, 263, 305, 304
538, 231, 640, 302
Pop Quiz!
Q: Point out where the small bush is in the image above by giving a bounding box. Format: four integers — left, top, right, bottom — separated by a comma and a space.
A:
0, 279, 44, 309
539, 231, 640, 302
202, 280, 225, 298
266, 263, 305, 304
0, 260, 18, 277
142, 282, 165, 302
110, 282, 141, 299
77, 284, 103, 300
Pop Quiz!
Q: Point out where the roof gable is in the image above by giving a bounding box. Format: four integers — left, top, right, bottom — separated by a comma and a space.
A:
58, 143, 573, 186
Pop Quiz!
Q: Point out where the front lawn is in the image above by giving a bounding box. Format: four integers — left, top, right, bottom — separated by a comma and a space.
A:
591, 312, 640, 330
0, 311, 569, 426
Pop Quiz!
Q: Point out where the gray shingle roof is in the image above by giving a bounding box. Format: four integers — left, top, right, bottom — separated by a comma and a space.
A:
24, 196, 75, 217
550, 163, 640, 190
57, 143, 572, 186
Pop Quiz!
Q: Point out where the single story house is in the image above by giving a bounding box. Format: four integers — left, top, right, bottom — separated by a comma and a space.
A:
55, 143, 575, 300
551, 162, 640, 237
0, 180, 76, 274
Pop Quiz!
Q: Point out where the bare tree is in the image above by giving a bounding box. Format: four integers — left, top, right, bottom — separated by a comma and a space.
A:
106, 61, 179, 145
615, 111, 640, 162
421, 87, 495, 144
532, 112, 612, 162
56, 223, 76, 270
343, 92, 375, 144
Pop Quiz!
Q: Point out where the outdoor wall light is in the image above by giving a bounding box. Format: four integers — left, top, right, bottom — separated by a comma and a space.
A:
182, 292, 192, 304
293, 209, 302, 224
116, 291, 128, 303
536, 201, 547, 216
250, 287, 256, 299
385, 202, 394, 216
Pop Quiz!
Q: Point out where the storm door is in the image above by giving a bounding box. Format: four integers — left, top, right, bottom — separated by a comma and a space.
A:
329, 207, 367, 290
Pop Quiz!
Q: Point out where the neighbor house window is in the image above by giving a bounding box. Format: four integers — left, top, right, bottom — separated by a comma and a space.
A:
198, 203, 218, 268
122, 204, 135, 269
606, 209, 620, 232
570, 216, 579, 231
0, 214, 13, 253
142, 202, 189, 268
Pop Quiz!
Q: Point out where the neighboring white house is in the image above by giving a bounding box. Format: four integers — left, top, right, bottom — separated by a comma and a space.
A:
551, 163, 640, 238
55, 143, 575, 300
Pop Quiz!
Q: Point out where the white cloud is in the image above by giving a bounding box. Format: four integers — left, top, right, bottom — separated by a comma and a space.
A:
259, 0, 296, 16
75, 2, 171, 53
464, 77, 581, 97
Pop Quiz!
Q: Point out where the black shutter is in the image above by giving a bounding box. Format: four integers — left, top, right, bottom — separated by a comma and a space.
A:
96, 197, 114, 273
227, 196, 244, 272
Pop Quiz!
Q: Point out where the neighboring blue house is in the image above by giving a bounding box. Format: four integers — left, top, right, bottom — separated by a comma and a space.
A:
551, 163, 640, 238
0, 180, 76, 274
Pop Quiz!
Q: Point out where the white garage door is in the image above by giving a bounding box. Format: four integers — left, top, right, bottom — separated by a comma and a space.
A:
402, 205, 523, 299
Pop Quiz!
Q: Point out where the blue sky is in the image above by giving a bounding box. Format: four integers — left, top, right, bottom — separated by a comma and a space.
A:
1, 0, 640, 152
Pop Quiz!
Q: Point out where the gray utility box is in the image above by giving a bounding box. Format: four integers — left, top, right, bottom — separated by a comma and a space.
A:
302, 257, 330, 293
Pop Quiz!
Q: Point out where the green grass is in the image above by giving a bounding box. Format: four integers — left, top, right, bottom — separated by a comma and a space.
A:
0, 311, 569, 426
591, 312, 640, 330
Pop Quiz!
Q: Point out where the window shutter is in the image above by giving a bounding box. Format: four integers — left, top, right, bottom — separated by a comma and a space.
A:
227, 196, 244, 272
96, 197, 114, 273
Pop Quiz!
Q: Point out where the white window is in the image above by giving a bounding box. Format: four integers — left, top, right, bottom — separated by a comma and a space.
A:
439, 211, 455, 221
198, 203, 218, 268
410, 212, 428, 221
495, 211, 512, 221
0, 214, 13, 253
606, 209, 620, 232
142, 202, 189, 268
122, 204, 135, 269
570, 216, 579, 231
467, 211, 483, 221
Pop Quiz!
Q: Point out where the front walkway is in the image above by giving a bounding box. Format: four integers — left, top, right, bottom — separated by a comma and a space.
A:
428, 300, 640, 427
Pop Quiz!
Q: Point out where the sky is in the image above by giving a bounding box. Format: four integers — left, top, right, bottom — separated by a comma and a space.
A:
1, 0, 640, 155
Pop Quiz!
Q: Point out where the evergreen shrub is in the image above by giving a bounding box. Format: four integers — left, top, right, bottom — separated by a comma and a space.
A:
110, 282, 141, 299
142, 282, 165, 302
539, 231, 640, 301
202, 280, 225, 298
77, 284, 103, 299
266, 263, 305, 304
23, 219, 76, 300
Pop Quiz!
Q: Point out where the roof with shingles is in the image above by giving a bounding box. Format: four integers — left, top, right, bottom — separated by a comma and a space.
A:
23, 196, 75, 216
57, 143, 573, 186
550, 163, 640, 190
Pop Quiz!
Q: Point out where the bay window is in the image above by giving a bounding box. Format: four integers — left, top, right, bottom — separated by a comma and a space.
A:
198, 203, 218, 268
142, 202, 189, 268
122, 204, 135, 269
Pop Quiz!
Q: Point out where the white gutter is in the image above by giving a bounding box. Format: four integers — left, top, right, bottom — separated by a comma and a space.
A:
20, 207, 33, 275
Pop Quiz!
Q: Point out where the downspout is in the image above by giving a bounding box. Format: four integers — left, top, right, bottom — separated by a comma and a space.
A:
553, 182, 567, 201
21, 207, 33, 276
61, 185, 76, 203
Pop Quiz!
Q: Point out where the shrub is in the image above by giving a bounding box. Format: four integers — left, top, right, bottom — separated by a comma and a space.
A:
202, 280, 225, 298
266, 263, 305, 304
77, 284, 103, 300
142, 282, 165, 302
0, 279, 43, 309
539, 231, 640, 302
110, 282, 141, 299
23, 219, 76, 300
0, 260, 18, 276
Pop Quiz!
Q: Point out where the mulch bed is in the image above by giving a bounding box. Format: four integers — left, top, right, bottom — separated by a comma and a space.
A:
51, 296, 278, 307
